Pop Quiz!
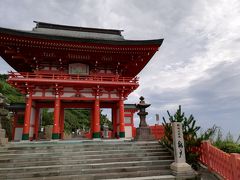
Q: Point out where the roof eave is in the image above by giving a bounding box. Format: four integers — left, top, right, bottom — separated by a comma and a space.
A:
0, 26, 163, 47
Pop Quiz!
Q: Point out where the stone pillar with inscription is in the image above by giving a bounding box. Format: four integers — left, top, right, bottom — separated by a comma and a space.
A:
170, 122, 195, 177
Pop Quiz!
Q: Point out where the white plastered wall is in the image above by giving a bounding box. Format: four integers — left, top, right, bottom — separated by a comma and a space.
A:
125, 126, 132, 139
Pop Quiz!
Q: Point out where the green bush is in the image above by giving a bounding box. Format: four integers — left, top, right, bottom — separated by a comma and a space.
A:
217, 142, 240, 153
0, 74, 24, 103
213, 130, 240, 153
40, 109, 112, 134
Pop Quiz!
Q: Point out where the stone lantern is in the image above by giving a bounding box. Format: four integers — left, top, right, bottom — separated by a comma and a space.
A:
135, 96, 154, 141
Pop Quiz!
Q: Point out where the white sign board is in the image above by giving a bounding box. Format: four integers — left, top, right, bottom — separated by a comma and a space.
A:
69, 63, 89, 75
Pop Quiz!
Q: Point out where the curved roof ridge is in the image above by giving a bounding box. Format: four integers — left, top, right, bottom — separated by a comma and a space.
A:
34, 21, 124, 35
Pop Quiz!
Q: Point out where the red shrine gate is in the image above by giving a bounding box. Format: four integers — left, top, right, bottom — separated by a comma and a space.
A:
0, 22, 163, 140
9, 103, 138, 141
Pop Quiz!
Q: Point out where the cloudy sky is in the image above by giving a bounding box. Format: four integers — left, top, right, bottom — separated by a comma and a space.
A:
0, 0, 240, 139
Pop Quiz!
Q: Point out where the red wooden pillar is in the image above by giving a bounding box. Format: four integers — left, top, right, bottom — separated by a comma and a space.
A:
34, 108, 40, 140
112, 105, 117, 138
22, 93, 32, 140
52, 97, 60, 139
59, 108, 64, 139
119, 99, 125, 138
92, 97, 101, 139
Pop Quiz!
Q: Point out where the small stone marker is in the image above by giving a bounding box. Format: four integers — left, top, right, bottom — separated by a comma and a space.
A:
170, 122, 194, 176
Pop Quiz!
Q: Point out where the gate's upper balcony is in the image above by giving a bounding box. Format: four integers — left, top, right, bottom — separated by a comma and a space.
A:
8, 71, 139, 87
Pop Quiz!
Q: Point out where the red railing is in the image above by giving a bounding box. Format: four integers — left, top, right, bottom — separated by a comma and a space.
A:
150, 125, 165, 140
132, 125, 165, 140
8, 71, 139, 84
198, 141, 240, 180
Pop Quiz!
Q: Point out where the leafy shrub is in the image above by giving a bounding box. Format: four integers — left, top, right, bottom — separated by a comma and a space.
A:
0, 74, 24, 103
214, 129, 240, 153
217, 142, 240, 153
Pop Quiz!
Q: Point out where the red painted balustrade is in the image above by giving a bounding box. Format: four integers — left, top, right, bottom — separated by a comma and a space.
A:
150, 125, 165, 140
132, 125, 165, 140
198, 141, 240, 180
8, 71, 139, 84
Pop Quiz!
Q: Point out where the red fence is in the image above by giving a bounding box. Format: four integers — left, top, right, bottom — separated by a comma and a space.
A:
198, 141, 240, 180
132, 125, 164, 140
150, 125, 165, 140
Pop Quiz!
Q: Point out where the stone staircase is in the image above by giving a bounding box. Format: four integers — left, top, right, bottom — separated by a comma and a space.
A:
0, 141, 175, 180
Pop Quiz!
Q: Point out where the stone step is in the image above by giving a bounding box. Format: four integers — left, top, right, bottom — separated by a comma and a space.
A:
0, 151, 171, 159
3, 145, 166, 155
0, 141, 175, 179
0, 145, 165, 154
107, 175, 175, 180
0, 160, 174, 174
6, 141, 159, 146
8, 170, 174, 180
0, 148, 166, 158
2, 166, 173, 179
0, 155, 173, 168
3, 143, 161, 149
1, 142, 162, 149
5, 141, 160, 149
0, 151, 171, 164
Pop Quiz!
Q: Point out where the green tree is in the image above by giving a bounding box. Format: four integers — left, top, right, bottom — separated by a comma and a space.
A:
161, 105, 216, 170
100, 112, 112, 130
64, 109, 91, 133
63, 109, 112, 133
41, 109, 54, 126
0, 74, 24, 103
